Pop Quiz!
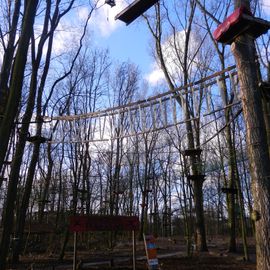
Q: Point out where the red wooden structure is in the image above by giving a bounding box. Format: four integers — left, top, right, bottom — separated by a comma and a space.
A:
213, 6, 270, 44
69, 215, 139, 270
69, 215, 140, 232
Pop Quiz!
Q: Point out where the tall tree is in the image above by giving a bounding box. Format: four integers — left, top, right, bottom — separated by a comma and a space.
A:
0, 1, 38, 176
0, 0, 21, 121
0, 0, 98, 265
0, 2, 38, 268
144, 0, 208, 251
200, 0, 239, 252
231, 0, 270, 269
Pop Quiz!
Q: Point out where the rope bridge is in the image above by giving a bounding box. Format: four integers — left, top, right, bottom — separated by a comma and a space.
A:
38, 65, 240, 144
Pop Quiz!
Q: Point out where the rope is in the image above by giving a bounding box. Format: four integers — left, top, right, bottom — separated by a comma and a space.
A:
45, 66, 240, 145
46, 65, 236, 121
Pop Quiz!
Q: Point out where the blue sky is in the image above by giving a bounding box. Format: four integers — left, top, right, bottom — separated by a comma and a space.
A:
40, 0, 163, 89
85, 0, 160, 84
100, 18, 152, 75
53, 0, 270, 88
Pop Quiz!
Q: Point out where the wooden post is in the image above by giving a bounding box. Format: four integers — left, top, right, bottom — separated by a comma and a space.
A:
132, 230, 136, 270
143, 234, 159, 270
73, 232, 77, 270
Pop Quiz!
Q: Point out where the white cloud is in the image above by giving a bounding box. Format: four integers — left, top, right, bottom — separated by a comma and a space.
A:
144, 63, 165, 85
52, 21, 81, 54
77, 6, 90, 21
89, 0, 128, 37
36, 7, 87, 56
261, 0, 270, 14
145, 30, 200, 86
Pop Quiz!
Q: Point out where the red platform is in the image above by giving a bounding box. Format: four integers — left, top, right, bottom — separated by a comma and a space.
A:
213, 6, 270, 44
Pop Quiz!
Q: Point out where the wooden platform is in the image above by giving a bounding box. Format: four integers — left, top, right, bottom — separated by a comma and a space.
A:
214, 6, 270, 44
182, 148, 202, 157
26, 135, 48, 143
221, 187, 238, 194
3, 160, 12, 165
115, 0, 159, 25
187, 174, 206, 181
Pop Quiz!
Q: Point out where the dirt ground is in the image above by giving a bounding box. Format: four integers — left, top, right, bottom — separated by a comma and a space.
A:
8, 236, 256, 269
137, 256, 255, 270
81, 253, 255, 270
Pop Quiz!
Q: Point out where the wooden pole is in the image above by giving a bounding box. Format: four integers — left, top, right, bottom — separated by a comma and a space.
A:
132, 230, 136, 270
73, 232, 77, 270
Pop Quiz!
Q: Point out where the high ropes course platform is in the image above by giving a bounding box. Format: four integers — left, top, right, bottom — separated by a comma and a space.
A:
40, 65, 241, 145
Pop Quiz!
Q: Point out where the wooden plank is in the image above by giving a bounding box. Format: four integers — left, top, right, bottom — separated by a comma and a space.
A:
115, 0, 159, 25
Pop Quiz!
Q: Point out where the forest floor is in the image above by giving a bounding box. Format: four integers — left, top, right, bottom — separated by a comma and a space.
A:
7, 236, 256, 269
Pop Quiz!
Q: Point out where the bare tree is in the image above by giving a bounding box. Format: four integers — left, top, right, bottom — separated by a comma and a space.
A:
0, 1, 99, 265
144, 0, 209, 251
0, 2, 39, 267
231, 1, 270, 268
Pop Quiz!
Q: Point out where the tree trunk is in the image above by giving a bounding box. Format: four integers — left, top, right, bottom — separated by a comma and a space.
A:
12, 140, 41, 262
218, 75, 238, 252
184, 100, 208, 252
231, 24, 270, 270
11, 2, 54, 260
0, 0, 38, 176
39, 143, 54, 222
0, 0, 21, 120
0, 4, 38, 268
